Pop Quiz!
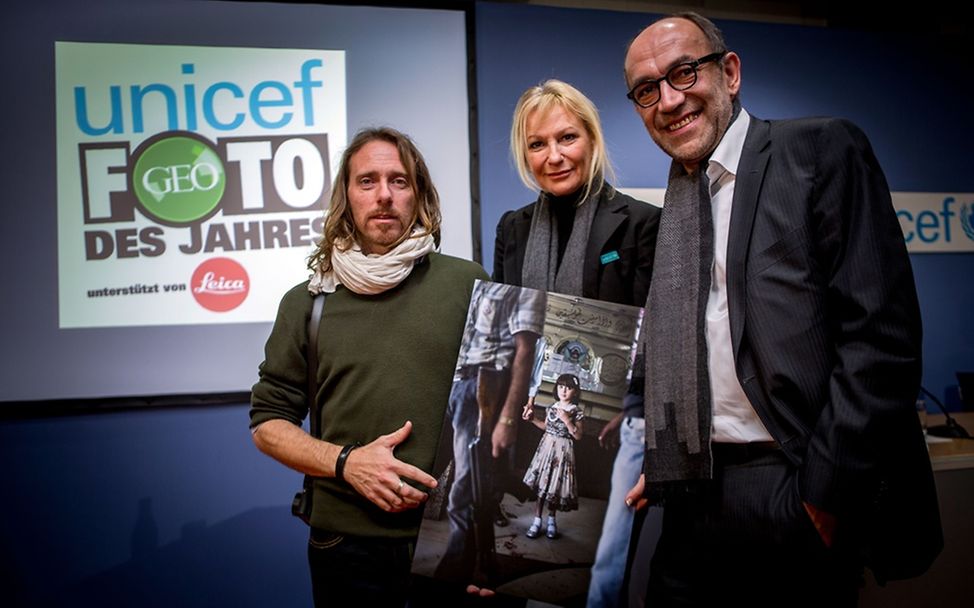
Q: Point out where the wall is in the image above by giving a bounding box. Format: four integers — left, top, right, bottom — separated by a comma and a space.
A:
0, 404, 313, 606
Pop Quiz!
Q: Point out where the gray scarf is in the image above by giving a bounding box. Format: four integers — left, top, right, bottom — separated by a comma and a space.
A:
521, 185, 602, 296
642, 161, 714, 498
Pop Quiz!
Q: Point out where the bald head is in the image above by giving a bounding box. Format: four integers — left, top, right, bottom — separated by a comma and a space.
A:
625, 13, 727, 88
623, 14, 740, 172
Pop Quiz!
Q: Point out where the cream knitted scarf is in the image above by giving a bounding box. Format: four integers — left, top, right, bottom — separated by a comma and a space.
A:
308, 227, 436, 295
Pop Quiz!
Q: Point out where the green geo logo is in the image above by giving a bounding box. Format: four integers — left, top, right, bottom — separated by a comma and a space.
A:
133, 133, 226, 225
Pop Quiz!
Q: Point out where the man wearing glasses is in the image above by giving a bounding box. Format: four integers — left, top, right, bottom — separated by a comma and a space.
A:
622, 12, 941, 606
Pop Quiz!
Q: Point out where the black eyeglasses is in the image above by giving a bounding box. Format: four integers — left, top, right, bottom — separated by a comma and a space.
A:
626, 51, 726, 108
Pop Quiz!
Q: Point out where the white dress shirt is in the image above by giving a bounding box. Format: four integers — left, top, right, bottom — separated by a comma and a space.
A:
705, 109, 774, 443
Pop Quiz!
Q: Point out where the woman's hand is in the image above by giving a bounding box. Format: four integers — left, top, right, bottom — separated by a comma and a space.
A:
342, 421, 435, 513
465, 584, 496, 597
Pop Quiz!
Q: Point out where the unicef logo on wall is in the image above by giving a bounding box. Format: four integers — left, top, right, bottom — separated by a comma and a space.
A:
962, 204, 974, 242
132, 132, 226, 226
894, 194, 974, 253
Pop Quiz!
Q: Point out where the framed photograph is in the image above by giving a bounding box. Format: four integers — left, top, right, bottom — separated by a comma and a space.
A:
412, 280, 644, 605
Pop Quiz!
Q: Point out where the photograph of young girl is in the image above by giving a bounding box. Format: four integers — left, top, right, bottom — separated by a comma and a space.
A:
411, 284, 644, 605
521, 373, 584, 540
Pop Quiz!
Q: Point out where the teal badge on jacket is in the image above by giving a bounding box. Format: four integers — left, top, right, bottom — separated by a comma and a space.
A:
600, 250, 620, 265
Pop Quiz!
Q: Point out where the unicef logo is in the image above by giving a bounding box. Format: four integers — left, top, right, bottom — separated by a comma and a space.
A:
132, 132, 226, 226
961, 204, 974, 242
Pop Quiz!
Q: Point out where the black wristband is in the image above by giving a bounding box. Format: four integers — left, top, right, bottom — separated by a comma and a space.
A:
334, 443, 361, 482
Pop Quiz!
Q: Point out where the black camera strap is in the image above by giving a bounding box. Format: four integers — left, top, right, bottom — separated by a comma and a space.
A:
307, 292, 326, 440
300, 292, 327, 512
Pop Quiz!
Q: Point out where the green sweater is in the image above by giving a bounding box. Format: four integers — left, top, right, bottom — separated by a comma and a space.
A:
250, 252, 488, 538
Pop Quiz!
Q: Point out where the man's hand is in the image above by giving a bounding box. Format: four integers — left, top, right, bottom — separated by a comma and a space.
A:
491, 418, 517, 458
803, 501, 837, 548
625, 473, 649, 511
598, 412, 624, 450
342, 421, 436, 513
490, 330, 537, 458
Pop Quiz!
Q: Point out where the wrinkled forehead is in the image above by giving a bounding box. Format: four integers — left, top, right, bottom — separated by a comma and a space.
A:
626, 18, 711, 80
354, 139, 404, 165
347, 139, 412, 180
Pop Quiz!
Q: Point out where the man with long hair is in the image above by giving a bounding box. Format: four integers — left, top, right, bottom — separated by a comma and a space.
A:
250, 127, 487, 606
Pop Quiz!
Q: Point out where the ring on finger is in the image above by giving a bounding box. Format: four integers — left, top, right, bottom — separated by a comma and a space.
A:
396, 479, 404, 495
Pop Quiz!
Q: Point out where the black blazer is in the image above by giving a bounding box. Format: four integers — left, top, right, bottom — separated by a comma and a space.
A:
730, 115, 941, 582
493, 186, 660, 307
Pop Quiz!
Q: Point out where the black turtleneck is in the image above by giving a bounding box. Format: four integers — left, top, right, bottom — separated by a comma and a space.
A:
548, 189, 584, 269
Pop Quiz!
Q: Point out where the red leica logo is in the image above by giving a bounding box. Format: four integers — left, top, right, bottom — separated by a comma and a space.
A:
191, 257, 249, 312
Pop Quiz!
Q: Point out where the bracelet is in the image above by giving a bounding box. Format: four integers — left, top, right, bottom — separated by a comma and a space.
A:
499, 416, 516, 427
335, 443, 361, 482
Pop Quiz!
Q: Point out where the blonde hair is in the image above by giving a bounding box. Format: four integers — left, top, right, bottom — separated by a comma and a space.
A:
307, 127, 441, 273
510, 79, 613, 202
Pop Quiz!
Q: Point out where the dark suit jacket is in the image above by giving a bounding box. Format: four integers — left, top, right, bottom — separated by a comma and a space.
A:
730, 115, 942, 582
493, 186, 661, 307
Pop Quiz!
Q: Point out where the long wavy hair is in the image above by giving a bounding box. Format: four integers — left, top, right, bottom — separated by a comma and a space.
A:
307, 127, 441, 273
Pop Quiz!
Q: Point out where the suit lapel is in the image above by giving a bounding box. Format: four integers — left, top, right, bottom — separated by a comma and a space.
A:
583, 190, 625, 298
727, 118, 771, 359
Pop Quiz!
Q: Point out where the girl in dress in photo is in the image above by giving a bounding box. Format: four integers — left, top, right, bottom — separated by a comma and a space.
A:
521, 373, 584, 539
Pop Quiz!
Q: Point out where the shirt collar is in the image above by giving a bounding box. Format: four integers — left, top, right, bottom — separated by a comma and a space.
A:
707, 108, 750, 185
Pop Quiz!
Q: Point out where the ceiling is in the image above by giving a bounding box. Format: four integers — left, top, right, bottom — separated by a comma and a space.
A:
464, 0, 965, 34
